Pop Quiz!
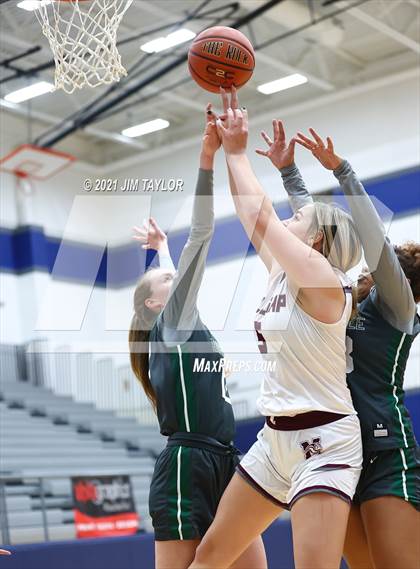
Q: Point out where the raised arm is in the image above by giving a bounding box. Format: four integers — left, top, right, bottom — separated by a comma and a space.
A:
215, 88, 344, 320
215, 89, 272, 271
255, 118, 313, 213
161, 105, 220, 343
280, 163, 313, 212
158, 249, 175, 272
227, 164, 273, 272
296, 129, 416, 332
162, 166, 214, 335
333, 160, 415, 331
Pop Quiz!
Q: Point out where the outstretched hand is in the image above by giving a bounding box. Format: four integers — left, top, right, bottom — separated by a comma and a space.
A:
296, 128, 343, 170
202, 102, 221, 157
215, 85, 248, 155
256, 119, 296, 169
132, 218, 167, 251
0, 550, 11, 555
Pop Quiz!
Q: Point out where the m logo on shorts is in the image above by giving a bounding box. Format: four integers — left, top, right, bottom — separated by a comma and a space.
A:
300, 437, 323, 459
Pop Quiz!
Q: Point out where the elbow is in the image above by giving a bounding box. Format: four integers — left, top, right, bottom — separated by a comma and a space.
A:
189, 222, 214, 243
242, 197, 274, 225
244, 198, 274, 232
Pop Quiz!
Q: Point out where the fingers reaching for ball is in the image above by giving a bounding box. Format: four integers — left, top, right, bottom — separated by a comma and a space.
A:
255, 120, 296, 169
215, 86, 248, 155
220, 86, 229, 115
202, 103, 222, 156
205, 102, 213, 123
230, 85, 239, 110
295, 129, 342, 170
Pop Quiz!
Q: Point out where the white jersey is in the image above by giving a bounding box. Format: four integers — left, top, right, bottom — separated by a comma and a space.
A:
255, 269, 356, 417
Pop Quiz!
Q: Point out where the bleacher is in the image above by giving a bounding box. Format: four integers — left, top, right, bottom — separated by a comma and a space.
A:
0, 378, 165, 544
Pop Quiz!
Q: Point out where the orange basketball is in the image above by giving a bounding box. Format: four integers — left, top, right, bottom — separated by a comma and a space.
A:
188, 26, 255, 93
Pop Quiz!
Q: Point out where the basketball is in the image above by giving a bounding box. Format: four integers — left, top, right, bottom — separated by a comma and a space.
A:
188, 26, 255, 93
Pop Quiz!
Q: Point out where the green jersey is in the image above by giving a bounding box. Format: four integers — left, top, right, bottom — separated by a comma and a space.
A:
280, 161, 419, 452
148, 168, 235, 445
149, 315, 235, 444
347, 288, 419, 450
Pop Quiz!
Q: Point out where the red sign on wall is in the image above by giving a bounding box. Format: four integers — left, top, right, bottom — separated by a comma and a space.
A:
71, 475, 139, 538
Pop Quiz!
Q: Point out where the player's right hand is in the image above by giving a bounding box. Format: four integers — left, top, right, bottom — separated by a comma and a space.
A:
255, 119, 296, 170
215, 86, 248, 155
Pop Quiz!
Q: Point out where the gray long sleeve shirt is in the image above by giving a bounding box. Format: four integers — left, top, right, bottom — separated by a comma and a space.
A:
280, 160, 417, 333
161, 168, 214, 345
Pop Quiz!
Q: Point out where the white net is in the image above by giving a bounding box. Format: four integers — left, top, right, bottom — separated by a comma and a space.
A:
35, 0, 133, 94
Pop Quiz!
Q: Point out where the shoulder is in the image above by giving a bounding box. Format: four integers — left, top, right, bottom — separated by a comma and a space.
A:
371, 287, 419, 335
149, 313, 163, 341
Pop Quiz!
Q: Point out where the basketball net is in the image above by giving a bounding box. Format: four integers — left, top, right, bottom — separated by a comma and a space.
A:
34, 0, 133, 94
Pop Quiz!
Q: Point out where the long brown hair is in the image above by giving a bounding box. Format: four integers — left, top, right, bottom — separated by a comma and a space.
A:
128, 269, 160, 410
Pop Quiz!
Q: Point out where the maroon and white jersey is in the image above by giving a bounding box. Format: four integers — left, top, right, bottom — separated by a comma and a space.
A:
254, 268, 356, 417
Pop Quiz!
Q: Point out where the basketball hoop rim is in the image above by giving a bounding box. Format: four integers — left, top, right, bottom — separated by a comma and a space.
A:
15, 170, 29, 179
0, 144, 76, 181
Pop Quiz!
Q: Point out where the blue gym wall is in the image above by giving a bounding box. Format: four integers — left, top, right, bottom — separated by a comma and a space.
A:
1, 166, 419, 284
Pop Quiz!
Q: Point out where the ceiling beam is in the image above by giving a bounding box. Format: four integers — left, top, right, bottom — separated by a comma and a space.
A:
0, 99, 147, 150
0, 30, 49, 58
123, 1, 335, 99
256, 51, 334, 91
144, 85, 205, 113
345, 3, 420, 54
101, 66, 419, 174
1, 9, 22, 37
240, 0, 363, 71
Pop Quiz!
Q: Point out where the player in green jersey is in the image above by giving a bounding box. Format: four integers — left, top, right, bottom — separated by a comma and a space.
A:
128, 105, 265, 569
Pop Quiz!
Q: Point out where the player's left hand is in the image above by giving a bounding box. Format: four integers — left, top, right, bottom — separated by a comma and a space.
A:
296, 128, 343, 170
132, 218, 167, 251
0, 549, 11, 555
201, 103, 221, 157
215, 85, 248, 155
